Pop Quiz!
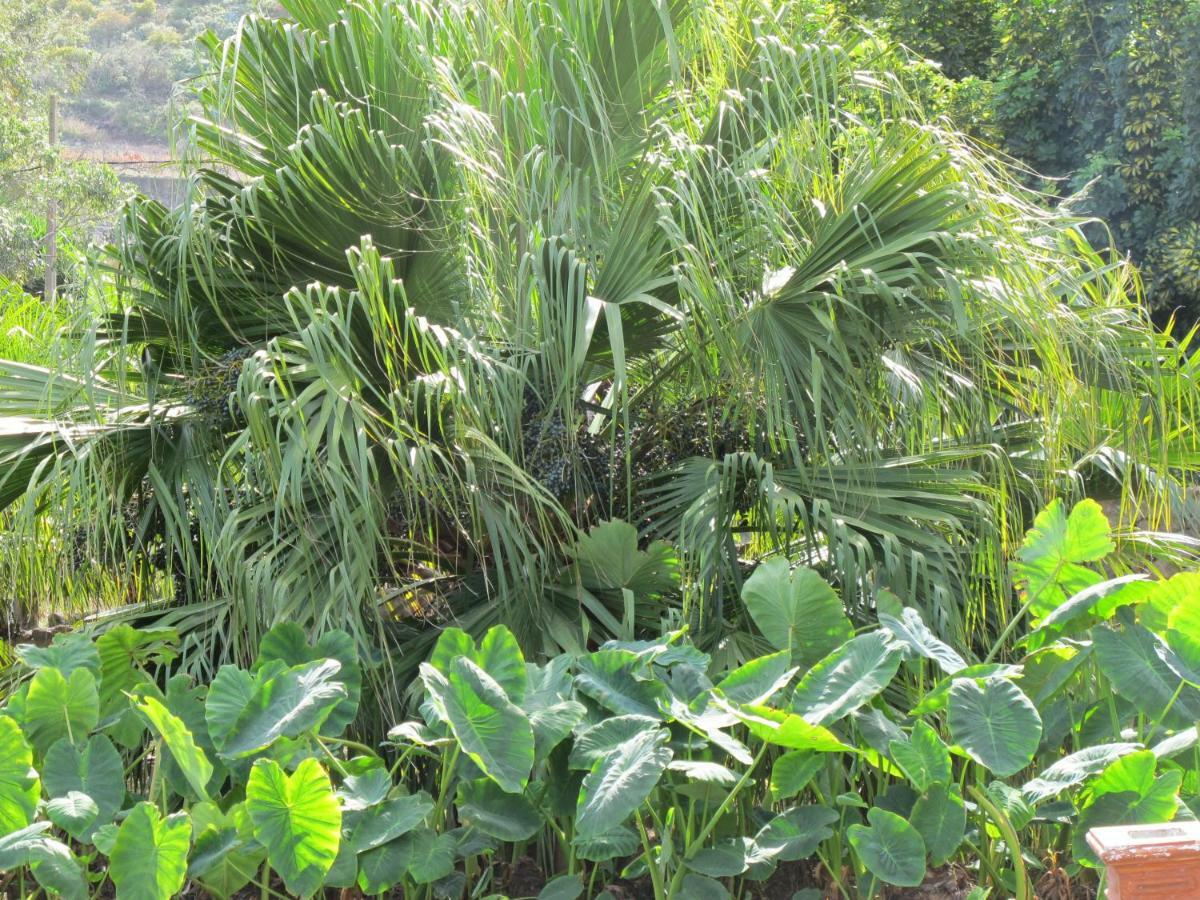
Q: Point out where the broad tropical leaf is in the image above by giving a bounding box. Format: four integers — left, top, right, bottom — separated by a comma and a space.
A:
889, 721, 952, 792
42, 734, 124, 835
23, 667, 99, 754
847, 807, 927, 887
575, 726, 671, 840
133, 693, 213, 801
947, 677, 1041, 776
246, 758, 342, 898
790, 631, 902, 725
206, 659, 348, 758
256, 623, 363, 735
740, 559, 852, 666
109, 802, 192, 900
457, 778, 542, 841
0, 716, 38, 834
910, 784, 965, 866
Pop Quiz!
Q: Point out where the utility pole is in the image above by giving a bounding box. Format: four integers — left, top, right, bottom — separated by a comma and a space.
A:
44, 94, 58, 304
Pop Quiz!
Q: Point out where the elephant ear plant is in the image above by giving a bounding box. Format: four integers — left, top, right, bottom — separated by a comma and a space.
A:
0, 498, 1196, 898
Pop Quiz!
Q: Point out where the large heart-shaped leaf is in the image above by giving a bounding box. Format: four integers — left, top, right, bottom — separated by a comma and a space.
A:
879, 607, 966, 674
1167, 590, 1200, 674
1073, 751, 1182, 862
1022, 743, 1142, 805
947, 677, 1041, 776
753, 805, 838, 862
42, 734, 125, 836
46, 792, 99, 842
256, 623, 363, 735
910, 784, 965, 866
96, 626, 178, 749
888, 721, 951, 792
574, 650, 668, 718
246, 758, 341, 897
134, 693, 213, 801
715, 650, 797, 705
206, 659, 348, 758
740, 559, 852, 666
109, 802, 192, 900
570, 715, 660, 769
16, 632, 100, 678
344, 792, 433, 853
187, 801, 264, 899
24, 667, 99, 754
791, 631, 902, 725
420, 658, 534, 794
724, 702, 849, 752
457, 778, 542, 841
1093, 623, 1200, 726
357, 825, 456, 890
848, 807, 926, 887
0, 823, 86, 900
1012, 499, 1113, 618
576, 726, 671, 840
0, 715, 38, 834
769, 751, 823, 802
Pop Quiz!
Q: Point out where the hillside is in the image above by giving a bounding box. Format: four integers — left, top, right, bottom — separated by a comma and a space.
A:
61, 0, 266, 153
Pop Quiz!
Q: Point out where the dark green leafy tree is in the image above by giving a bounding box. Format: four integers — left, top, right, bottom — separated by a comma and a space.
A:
0, 0, 1196, 708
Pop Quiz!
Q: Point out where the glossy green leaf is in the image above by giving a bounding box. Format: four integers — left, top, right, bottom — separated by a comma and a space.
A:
188, 802, 263, 900
576, 726, 671, 840
572, 825, 639, 861
740, 559, 852, 666
405, 828, 457, 884
0, 716, 38, 834
879, 606, 966, 674
888, 721, 952, 792
728, 702, 850, 752
910, 784, 965, 866
42, 734, 124, 834
539, 873, 586, 900
420, 658, 534, 794
769, 750, 823, 802
947, 677, 1041, 776
256, 623, 363, 735
791, 631, 902, 725
848, 807, 927, 887
714, 650, 796, 705
109, 802, 192, 900
570, 715, 659, 769
1167, 593, 1200, 676
1093, 623, 1200, 727
24, 666, 99, 754
16, 632, 100, 678
1022, 742, 1142, 805
356, 833, 414, 894
1013, 499, 1113, 618
96, 626, 177, 749
206, 659, 348, 758
457, 778, 542, 841
46, 792, 99, 842
345, 792, 433, 853
574, 649, 668, 718
134, 693, 213, 801
246, 758, 342, 897
753, 805, 838, 862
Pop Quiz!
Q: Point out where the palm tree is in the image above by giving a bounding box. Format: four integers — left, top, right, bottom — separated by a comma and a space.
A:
1, 0, 1196, 705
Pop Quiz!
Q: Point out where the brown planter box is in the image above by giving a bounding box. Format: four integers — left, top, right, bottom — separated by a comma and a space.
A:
1086, 821, 1200, 899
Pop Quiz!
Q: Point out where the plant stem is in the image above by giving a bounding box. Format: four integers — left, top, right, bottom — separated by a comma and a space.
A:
636, 810, 667, 900
969, 784, 1030, 900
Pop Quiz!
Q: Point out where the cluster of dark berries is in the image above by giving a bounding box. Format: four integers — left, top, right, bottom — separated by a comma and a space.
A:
183, 346, 254, 429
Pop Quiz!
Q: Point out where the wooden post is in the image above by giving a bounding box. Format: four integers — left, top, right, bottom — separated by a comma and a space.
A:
1087, 821, 1200, 898
44, 94, 58, 304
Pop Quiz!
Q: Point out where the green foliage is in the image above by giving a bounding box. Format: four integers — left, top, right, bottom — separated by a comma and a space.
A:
0, 503, 1161, 899
2, 0, 1196, 698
